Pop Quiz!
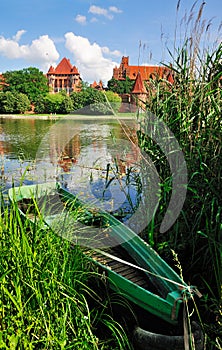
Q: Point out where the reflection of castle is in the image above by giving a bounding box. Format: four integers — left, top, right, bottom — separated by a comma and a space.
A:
47, 58, 82, 94
49, 132, 81, 172
48, 122, 140, 175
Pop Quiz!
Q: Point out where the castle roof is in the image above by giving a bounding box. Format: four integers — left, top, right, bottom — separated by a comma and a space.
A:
126, 65, 167, 81
0, 74, 9, 89
113, 56, 173, 82
47, 58, 80, 75
90, 80, 104, 90
71, 66, 79, 74
131, 71, 147, 94
48, 65, 55, 74
91, 81, 98, 88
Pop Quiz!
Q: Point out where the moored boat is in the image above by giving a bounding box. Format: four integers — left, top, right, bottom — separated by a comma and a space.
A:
8, 182, 197, 326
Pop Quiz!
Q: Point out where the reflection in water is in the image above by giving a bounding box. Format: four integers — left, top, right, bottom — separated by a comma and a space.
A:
0, 118, 56, 189
0, 117, 142, 220
45, 119, 142, 220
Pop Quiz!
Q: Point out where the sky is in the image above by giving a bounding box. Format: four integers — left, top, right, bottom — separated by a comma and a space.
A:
0, 0, 221, 85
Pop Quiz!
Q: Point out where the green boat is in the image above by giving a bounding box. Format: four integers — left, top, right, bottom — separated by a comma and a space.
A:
8, 182, 196, 327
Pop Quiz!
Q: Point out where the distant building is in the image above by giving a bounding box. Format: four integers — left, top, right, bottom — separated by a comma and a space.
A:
90, 80, 104, 90
47, 58, 82, 94
131, 71, 148, 106
113, 56, 174, 83
119, 72, 148, 112
112, 56, 174, 111
0, 74, 9, 90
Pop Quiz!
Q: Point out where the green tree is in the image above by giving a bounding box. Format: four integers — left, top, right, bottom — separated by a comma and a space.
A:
34, 95, 46, 114
60, 95, 73, 114
14, 93, 30, 113
107, 77, 134, 94
0, 91, 30, 114
0, 92, 16, 113
34, 92, 73, 114
104, 90, 121, 112
3, 67, 48, 103
69, 91, 84, 110
70, 87, 106, 113
43, 93, 64, 114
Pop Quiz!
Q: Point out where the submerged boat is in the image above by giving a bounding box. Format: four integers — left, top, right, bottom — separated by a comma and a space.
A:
8, 182, 198, 327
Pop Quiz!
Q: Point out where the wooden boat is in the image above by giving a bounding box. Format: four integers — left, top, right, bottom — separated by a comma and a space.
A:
8, 182, 196, 327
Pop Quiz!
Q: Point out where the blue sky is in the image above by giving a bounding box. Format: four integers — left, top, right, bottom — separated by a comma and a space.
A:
0, 0, 221, 84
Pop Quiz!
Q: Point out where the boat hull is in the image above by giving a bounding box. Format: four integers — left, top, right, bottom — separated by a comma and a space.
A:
9, 182, 189, 325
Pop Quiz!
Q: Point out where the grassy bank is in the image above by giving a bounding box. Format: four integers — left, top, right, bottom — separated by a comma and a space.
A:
0, 112, 136, 120
0, 200, 132, 349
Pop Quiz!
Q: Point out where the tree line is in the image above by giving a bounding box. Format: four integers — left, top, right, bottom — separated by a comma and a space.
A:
0, 67, 131, 114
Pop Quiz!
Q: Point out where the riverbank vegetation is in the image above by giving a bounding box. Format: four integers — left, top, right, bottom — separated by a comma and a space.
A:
0, 87, 121, 115
137, 2, 221, 349
0, 68, 121, 115
0, 200, 132, 349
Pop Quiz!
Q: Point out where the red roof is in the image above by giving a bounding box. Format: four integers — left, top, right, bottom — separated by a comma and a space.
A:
71, 66, 79, 74
126, 65, 167, 81
131, 71, 147, 94
91, 81, 98, 88
90, 80, 104, 89
0, 74, 9, 89
47, 58, 80, 75
113, 56, 173, 82
48, 65, 55, 74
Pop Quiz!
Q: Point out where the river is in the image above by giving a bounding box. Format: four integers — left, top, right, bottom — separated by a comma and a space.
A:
0, 115, 143, 217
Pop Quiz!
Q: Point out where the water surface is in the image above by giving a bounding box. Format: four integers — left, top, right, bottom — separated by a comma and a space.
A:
0, 116, 141, 216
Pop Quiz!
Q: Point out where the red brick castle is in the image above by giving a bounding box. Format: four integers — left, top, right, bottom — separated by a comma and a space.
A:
47, 58, 82, 94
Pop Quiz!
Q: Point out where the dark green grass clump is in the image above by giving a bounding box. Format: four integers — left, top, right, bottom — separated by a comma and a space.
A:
0, 202, 132, 349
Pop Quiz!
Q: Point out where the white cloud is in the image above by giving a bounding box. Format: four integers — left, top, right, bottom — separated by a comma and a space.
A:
90, 17, 98, 23
76, 5, 122, 24
0, 31, 59, 70
64, 32, 120, 84
102, 46, 121, 57
13, 30, 26, 42
89, 5, 113, 20
75, 14, 87, 25
109, 6, 122, 14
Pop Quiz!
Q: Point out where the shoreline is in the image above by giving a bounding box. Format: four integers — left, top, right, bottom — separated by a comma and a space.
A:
0, 113, 137, 121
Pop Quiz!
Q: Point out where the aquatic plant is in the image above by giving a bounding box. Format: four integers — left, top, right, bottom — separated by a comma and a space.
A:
137, 1, 222, 348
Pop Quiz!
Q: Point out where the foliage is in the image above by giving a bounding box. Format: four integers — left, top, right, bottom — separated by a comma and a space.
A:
34, 92, 73, 114
43, 93, 68, 114
137, 3, 222, 348
0, 91, 15, 113
14, 92, 31, 113
2, 67, 48, 103
34, 88, 116, 115
107, 77, 134, 94
104, 91, 122, 113
0, 91, 30, 114
33, 95, 46, 114
0, 199, 132, 349
60, 94, 74, 114
70, 87, 107, 114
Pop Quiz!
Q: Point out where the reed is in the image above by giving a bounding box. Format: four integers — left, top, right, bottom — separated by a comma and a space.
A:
0, 197, 132, 349
138, 1, 221, 348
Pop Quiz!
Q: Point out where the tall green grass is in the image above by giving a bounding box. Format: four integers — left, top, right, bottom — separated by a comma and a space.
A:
138, 1, 221, 348
0, 198, 132, 349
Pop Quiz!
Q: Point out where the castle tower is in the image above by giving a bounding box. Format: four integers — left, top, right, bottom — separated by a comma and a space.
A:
131, 71, 148, 107
47, 58, 82, 94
